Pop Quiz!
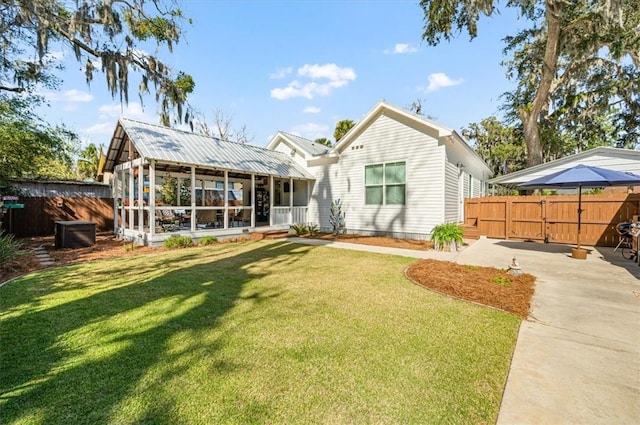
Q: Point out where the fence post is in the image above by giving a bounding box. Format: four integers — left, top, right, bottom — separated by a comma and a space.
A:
505, 197, 512, 240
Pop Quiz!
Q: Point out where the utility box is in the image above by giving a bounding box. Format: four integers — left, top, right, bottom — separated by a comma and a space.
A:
55, 221, 96, 249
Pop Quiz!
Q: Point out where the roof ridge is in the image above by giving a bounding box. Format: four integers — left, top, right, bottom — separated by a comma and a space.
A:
119, 117, 279, 155
280, 131, 316, 143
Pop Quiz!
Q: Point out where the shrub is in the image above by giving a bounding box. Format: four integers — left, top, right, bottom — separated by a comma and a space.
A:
291, 223, 308, 236
307, 223, 319, 236
164, 235, 193, 249
199, 236, 218, 245
329, 199, 346, 235
491, 276, 512, 287
431, 223, 464, 251
0, 233, 24, 268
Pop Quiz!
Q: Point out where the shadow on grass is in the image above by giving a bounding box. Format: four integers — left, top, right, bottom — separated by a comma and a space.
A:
0, 241, 311, 423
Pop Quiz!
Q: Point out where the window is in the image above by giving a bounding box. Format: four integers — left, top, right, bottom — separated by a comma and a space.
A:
365, 162, 406, 205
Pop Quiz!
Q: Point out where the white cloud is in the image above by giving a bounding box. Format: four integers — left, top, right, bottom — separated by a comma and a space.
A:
271, 63, 356, 100
298, 63, 356, 81
82, 102, 154, 138
385, 43, 418, 54
419, 72, 464, 93
269, 67, 293, 79
303, 106, 321, 114
289, 122, 330, 140
271, 81, 317, 100
97, 102, 149, 121
83, 122, 114, 135
46, 89, 94, 103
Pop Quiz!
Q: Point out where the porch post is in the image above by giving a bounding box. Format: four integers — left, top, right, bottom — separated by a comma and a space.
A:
190, 166, 196, 231
112, 170, 119, 235
289, 177, 293, 224
120, 169, 126, 230
128, 168, 134, 231
137, 163, 144, 232
306, 180, 311, 224
269, 175, 274, 226
224, 170, 229, 229
251, 174, 256, 228
149, 160, 156, 237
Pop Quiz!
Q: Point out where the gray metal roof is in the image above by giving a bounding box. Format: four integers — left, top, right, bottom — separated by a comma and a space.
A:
280, 132, 330, 156
114, 118, 314, 179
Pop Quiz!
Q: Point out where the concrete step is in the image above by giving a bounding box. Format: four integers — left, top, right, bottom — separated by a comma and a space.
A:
462, 225, 481, 240
251, 229, 291, 240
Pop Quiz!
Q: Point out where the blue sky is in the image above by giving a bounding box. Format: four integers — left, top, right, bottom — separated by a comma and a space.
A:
37, 1, 527, 149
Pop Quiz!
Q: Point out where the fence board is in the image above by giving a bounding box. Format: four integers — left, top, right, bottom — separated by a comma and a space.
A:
1, 197, 114, 237
464, 194, 640, 247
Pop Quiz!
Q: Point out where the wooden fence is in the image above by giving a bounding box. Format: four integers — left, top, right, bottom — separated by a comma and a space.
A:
464, 193, 640, 247
1, 197, 114, 237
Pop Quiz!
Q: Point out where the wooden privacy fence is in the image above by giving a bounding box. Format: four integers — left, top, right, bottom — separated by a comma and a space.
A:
1, 197, 114, 237
464, 193, 640, 247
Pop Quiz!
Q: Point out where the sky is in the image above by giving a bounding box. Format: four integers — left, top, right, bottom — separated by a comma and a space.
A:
36, 0, 528, 150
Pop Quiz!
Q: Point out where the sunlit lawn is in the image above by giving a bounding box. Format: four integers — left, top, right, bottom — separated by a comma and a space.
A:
0, 240, 520, 424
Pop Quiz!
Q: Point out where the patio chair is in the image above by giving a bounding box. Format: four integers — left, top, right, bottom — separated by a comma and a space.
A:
156, 209, 176, 226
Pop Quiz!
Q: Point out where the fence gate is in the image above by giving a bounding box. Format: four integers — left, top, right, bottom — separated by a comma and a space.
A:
465, 193, 640, 247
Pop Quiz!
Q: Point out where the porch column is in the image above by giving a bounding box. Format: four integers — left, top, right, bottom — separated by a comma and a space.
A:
224, 170, 229, 229
149, 161, 156, 237
251, 174, 256, 228
120, 169, 126, 230
190, 166, 196, 231
137, 163, 144, 232
128, 168, 134, 230
289, 177, 293, 224
113, 170, 119, 235
269, 175, 274, 226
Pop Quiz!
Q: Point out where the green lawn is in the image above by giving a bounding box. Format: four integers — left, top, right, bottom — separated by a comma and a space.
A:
0, 240, 520, 424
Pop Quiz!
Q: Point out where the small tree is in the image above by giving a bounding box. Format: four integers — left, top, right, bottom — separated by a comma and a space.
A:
329, 199, 346, 235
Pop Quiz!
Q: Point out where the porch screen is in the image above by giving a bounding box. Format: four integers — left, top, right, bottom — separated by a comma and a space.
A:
365, 162, 405, 205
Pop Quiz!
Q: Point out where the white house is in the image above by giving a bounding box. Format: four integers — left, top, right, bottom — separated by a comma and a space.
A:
490, 147, 640, 188
269, 101, 492, 239
103, 101, 491, 245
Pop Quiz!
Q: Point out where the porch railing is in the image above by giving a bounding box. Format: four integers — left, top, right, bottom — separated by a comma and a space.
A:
272, 206, 308, 226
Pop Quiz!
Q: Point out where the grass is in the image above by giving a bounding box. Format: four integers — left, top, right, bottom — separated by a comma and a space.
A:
0, 240, 520, 424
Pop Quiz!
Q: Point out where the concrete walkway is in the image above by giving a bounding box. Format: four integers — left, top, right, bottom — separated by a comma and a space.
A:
289, 236, 640, 424
455, 238, 640, 425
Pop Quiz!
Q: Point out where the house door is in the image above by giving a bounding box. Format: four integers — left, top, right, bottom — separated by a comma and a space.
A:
255, 188, 270, 224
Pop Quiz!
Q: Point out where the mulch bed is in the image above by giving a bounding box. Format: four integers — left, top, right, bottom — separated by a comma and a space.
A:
406, 260, 535, 318
301, 233, 435, 251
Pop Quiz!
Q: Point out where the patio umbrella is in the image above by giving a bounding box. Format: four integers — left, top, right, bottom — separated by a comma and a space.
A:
518, 164, 640, 251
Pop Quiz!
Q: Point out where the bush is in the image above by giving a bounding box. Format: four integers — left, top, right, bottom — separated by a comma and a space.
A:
431, 223, 464, 252
199, 236, 218, 245
329, 199, 346, 235
164, 235, 193, 249
291, 223, 308, 236
307, 223, 319, 236
0, 233, 24, 268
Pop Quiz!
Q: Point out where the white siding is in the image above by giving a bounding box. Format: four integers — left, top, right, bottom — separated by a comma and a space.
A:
493, 152, 640, 185
463, 172, 470, 198
444, 162, 459, 223
307, 114, 445, 239
271, 139, 308, 168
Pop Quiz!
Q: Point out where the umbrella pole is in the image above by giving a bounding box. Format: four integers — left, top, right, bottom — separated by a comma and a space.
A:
577, 185, 582, 250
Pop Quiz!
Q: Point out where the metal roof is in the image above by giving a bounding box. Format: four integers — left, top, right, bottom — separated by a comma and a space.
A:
106, 118, 314, 179
490, 147, 640, 186
280, 132, 330, 156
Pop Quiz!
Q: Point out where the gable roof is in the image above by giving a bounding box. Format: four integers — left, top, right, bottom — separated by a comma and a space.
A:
272, 132, 330, 156
490, 147, 640, 186
332, 100, 492, 175
104, 118, 314, 179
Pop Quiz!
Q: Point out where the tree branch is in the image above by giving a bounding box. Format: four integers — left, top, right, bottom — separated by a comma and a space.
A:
0, 85, 25, 93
